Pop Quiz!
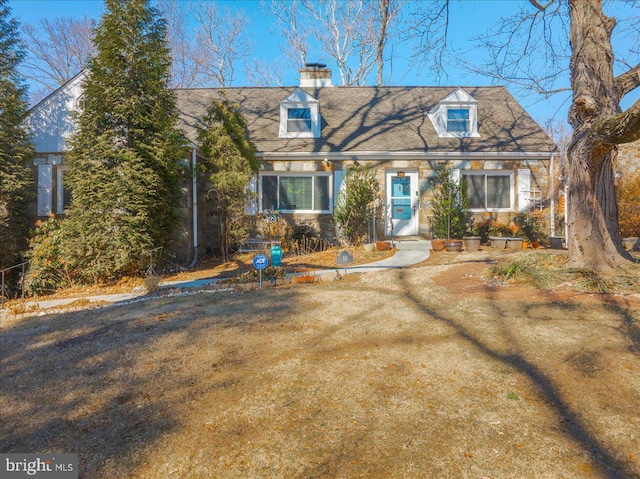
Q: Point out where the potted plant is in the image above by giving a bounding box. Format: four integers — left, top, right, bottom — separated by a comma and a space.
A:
431, 168, 470, 252
488, 222, 513, 249
514, 211, 548, 250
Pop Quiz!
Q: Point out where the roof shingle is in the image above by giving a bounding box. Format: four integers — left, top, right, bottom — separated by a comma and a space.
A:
175, 85, 557, 154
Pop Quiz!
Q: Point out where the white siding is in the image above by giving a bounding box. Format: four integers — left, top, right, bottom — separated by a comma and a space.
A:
27, 71, 86, 153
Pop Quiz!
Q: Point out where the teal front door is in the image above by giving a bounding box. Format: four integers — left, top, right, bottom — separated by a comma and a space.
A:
386, 170, 419, 236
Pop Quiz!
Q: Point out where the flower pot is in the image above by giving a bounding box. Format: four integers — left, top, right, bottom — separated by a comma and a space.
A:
507, 237, 523, 250
489, 236, 508, 249
522, 241, 529, 250
623, 237, 639, 251
531, 241, 540, 249
549, 236, 564, 249
376, 241, 392, 251
463, 236, 481, 252
444, 240, 463, 252
363, 243, 376, 253
430, 239, 446, 252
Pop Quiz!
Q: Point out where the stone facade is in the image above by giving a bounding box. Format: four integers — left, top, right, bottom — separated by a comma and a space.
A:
618, 140, 640, 177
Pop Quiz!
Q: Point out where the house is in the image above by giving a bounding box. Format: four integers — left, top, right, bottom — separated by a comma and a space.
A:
27, 66, 558, 262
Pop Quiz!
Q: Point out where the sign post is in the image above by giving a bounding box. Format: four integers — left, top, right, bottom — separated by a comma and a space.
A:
336, 250, 354, 276
253, 253, 269, 288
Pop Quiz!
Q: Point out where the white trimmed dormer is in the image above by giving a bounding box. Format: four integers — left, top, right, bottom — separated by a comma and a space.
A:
428, 88, 480, 138
279, 87, 321, 139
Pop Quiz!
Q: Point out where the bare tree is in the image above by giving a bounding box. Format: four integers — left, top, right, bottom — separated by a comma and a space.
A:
376, 0, 391, 86
268, 0, 310, 69
191, 2, 251, 88
244, 58, 285, 87
21, 16, 95, 99
268, 0, 400, 86
412, 0, 639, 272
157, 0, 201, 88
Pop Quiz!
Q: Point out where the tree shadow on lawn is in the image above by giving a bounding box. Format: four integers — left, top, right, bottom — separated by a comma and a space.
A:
395, 269, 640, 479
0, 289, 299, 478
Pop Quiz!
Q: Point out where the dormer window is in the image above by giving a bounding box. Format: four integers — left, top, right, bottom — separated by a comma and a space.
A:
429, 88, 480, 138
447, 108, 470, 133
279, 88, 320, 138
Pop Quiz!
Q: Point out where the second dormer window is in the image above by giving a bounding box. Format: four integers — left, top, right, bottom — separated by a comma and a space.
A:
447, 108, 470, 133
287, 108, 312, 133
279, 88, 320, 138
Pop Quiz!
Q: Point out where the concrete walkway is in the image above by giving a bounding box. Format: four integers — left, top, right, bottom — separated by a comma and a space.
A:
1, 240, 431, 321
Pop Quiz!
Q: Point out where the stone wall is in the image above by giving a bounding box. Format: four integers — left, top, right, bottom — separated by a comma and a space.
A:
618, 140, 640, 177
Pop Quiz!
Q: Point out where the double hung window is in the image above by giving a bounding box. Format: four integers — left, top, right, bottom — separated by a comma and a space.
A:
463, 172, 513, 210
261, 174, 330, 212
447, 108, 470, 133
287, 108, 312, 133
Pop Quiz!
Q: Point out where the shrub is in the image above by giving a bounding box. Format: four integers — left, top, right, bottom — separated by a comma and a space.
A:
487, 221, 514, 238
334, 166, 380, 245
25, 216, 74, 295
431, 168, 470, 239
514, 211, 548, 243
618, 171, 640, 238
471, 217, 495, 243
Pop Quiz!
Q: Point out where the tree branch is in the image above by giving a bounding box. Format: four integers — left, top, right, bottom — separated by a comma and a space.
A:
615, 63, 640, 99
528, 0, 555, 11
591, 96, 640, 146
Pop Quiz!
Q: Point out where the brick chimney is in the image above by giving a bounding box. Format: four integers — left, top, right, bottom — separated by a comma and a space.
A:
300, 63, 332, 87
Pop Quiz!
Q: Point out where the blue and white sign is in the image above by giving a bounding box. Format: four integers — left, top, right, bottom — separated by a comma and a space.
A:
253, 254, 269, 270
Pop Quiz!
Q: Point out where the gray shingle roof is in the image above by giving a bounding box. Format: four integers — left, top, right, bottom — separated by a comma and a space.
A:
175, 85, 557, 155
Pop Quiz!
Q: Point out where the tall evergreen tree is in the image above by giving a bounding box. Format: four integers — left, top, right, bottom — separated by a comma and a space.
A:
0, 0, 34, 270
198, 98, 259, 262
62, 0, 187, 282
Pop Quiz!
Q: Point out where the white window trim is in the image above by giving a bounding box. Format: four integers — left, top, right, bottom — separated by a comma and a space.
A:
279, 102, 320, 138
428, 88, 480, 138
56, 166, 70, 214
259, 172, 333, 213
462, 170, 514, 212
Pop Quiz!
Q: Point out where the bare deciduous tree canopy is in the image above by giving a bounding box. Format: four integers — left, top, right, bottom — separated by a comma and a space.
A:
21, 16, 95, 101
410, 0, 639, 271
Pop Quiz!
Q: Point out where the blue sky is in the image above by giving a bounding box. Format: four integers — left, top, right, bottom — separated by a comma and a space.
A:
8, 0, 639, 131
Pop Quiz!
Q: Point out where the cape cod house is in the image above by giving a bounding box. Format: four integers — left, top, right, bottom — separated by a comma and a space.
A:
27, 66, 558, 263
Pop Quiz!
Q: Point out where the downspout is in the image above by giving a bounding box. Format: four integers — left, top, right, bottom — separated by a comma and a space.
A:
189, 147, 198, 268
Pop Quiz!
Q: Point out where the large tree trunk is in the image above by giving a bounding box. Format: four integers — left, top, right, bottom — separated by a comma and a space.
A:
566, 0, 640, 272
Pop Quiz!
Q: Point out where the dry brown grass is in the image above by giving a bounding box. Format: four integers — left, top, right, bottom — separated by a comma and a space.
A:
1, 254, 639, 478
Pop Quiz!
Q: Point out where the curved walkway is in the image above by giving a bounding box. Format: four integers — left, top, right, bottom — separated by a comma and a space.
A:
1, 240, 431, 321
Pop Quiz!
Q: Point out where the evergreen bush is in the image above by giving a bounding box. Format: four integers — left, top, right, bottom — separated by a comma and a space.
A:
0, 1, 34, 270
59, 0, 188, 283
334, 166, 380, 245
198, 98, 260, 262
431, 168, 470, 239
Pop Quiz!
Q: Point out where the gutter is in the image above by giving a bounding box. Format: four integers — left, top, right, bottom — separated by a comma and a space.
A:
256, 150, 558, 161
189, 147, 198, 268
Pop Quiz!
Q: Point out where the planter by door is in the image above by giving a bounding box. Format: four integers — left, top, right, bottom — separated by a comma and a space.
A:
444, 240, 463, 252
623, 237, 639, 251
549, 236, 564, 249
463, 236, 481, 252
489, 237, 508, 249
376, 241, 392, 251
431, 239, 446, 251
507, 237, 523, 250
363, 243, 376, 253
